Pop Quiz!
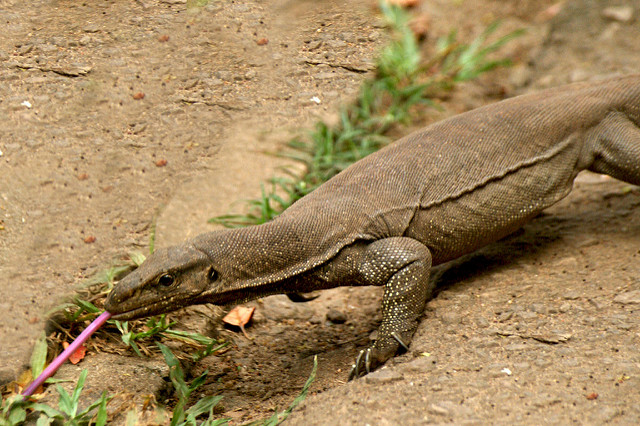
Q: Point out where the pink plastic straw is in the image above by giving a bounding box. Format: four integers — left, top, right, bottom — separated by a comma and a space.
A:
22, 311, 112, 397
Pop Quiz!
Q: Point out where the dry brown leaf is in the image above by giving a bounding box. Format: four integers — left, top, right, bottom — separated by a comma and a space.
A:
383, 0, 420, 8
223, 306, 255, 327
16, 369, 34, 393
410, 13, 430, 40
537, 2, 564, 22
63, 341, 87, 364
223, 306, 255, 339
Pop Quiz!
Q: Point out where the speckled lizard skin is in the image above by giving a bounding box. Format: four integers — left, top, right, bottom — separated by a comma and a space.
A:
106, 75, 640, 379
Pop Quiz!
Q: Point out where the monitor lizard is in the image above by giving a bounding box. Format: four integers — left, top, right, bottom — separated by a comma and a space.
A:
105, 74, 640, 379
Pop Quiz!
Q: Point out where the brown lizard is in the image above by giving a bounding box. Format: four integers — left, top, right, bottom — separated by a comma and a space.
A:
105, 74, 640, 379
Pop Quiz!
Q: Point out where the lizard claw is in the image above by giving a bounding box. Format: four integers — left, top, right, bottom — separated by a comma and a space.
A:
348, 348, 372, 381
348, 334, 411, 380
391, 332, 409, 353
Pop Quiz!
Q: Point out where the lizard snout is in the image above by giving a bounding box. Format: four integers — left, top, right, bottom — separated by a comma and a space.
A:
103, 269, 144, 314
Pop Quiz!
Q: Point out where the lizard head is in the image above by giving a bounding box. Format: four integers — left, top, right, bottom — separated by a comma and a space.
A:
105, 220, 317, 320
104, 243, 219, 320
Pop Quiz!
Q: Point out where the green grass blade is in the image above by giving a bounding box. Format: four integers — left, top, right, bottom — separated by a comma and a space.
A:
280, 356, 317, 421
70, 369, 88, 414
96, 399, 108, 426
30, 332, 48, 380
129, 251, 147, 267
55, 385, 74, 417
184, 395, 224, 422
35, 413, 54, 425
170, 401, 186, 426
157, 343, 188, 396
188, 370, 209, 392
30, 403, 63, 419
2, 395, 29, 425
73, 297, 101, 314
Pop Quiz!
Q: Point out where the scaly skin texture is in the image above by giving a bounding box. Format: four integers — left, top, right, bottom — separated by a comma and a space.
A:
106, 75, 640, 379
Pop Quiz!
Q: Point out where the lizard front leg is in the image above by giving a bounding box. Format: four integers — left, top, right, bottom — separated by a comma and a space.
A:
349, 237, 434, 380
587, 111, 640, 185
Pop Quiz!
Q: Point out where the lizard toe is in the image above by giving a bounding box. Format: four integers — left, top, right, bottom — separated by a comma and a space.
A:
348, 347, 383, 380
391, 331, 409, 353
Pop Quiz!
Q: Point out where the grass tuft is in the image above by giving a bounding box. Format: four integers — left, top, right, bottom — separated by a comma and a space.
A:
157, 343, 228, 426
1, 370, 111, 426
210, 4, 523, 228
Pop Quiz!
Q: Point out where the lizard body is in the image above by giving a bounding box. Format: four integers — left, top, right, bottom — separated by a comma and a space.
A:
106, 75, 640, 378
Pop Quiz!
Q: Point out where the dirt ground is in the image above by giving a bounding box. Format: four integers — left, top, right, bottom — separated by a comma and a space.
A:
1, 0, 640, 424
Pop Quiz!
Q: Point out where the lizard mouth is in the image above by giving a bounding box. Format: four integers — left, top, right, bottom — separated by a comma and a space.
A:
106, 294, 189, 320
109, 305, 164, 320
108, 305, 170, 320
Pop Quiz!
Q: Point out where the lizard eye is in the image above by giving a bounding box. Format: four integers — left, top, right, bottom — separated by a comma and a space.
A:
158, 274, 175, 286
207, 267, 218, 282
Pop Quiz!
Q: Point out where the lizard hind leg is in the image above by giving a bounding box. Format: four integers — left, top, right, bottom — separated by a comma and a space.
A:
349, 237, 434, 380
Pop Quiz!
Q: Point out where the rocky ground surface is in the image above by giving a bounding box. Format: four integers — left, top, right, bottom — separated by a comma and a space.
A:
1, 0, 640, 424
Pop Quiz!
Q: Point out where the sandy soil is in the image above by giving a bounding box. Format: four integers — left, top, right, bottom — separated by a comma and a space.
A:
1, 0, 639, 424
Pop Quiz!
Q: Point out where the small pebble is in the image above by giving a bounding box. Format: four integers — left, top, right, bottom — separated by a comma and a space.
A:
563, 291, 580, 300
534, 357, 553, 368
364, 368, 404, 384
325, 39, 346, 48
83, 23, 100, 33
131, 123, 147, 135
428, 403, 449, 416
504, 343, 528, 351
517, 311, 538, 320
214, 70, 232, 81
326, 308, 346, 324
475, 316, 490, 328
440, 311, 461, 325
601, 6, 634, 23
530, 303, 547, 314
614, 290, 640, 304
315, 72, 336, 80
398, 355, 437, 373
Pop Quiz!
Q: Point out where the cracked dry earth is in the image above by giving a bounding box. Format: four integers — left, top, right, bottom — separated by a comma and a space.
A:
2, 0, 640, 424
